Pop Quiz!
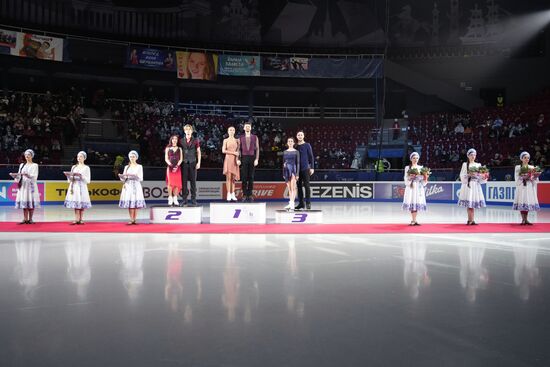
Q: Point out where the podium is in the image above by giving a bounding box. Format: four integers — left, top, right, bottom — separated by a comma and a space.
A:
210, 203, 266, 224
149, 205, 203, 224
275, 210, 323, 224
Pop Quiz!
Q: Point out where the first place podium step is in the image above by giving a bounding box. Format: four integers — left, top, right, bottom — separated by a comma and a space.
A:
210, 202, 266, 224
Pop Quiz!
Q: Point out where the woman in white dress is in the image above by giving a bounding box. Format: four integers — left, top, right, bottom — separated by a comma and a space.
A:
458, 148, 487, 225
512, 151, 540, 225
64, 151, 92, 225
402, 152, 427, 225
14, 149, 40, 224
119, 150, 145, 225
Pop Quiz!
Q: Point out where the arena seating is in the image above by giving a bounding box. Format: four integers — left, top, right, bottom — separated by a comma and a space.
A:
408, 88, 550, 169
114, 100, 371, 169
0, 90, 83, 164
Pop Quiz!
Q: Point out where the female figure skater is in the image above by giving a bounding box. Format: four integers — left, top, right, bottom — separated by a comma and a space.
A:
165, 135, 183, 206
283, 137, 300, 211
64, 151, 92, 224
402, 152, 428, 225
13, 149, 40, 224
222, 126, 240, 202
458, 148, 487, 225
513, 151, 540, 225
119, 150, 146, 225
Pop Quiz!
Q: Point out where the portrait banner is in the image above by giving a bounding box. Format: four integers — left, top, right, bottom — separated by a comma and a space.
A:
176, 51, 218, 80
10, 32, 64, 61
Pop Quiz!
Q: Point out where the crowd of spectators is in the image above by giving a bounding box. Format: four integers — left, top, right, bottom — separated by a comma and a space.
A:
109, 100, 362, 169
0, 90, 84, 164
408, 88, 550, 169
0, 90, 363, 170
9, 86, 549, 173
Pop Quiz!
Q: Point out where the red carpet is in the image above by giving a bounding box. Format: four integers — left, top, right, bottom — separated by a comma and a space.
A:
1, 222, 549, 234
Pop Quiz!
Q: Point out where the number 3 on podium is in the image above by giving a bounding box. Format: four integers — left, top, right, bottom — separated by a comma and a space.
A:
292, 213, 308, 223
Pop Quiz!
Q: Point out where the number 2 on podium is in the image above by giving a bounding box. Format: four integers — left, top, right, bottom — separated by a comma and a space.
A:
165, 211, 182, 220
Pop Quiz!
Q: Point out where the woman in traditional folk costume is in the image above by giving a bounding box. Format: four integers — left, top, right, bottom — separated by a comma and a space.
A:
64, 151, 92, 224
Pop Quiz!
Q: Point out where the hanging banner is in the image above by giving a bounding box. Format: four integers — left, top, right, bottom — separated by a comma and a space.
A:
218, 55, 260, 76
0, 29, 17, 49
262, 56, 290, 72
261, 57, 383, 79
10, 32, 64, 61
176, 51, 218, 80
289, 57, 309, 70
126, 47, 176, 71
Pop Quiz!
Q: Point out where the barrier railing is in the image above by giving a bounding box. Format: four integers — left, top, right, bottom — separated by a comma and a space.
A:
81, 117, 126, 139
368, 128, 407, 145
180, 103, 375, 119
105, 100, 376, 120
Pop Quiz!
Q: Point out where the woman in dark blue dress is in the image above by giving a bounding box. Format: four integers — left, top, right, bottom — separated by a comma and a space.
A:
283, 137, 300, 211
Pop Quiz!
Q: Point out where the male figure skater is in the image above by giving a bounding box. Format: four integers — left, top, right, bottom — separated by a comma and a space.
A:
181, 124, 201, 206
295, 130, 314, 210
237, 121, 259, 202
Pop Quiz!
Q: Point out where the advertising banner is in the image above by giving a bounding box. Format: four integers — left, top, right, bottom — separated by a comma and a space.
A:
376, 182, 453, 201
176, 51, 218, 80
227, 182, 374, 200
11, 32, 64, 61
424, 183, 454, 200
262, 56, 290, 71
310, 182, 374, 199
1, 180, 547, 205
45, 181, 123, 202
0, 29, 16, 49
218, 55, 260, 76
127, 47, 176, 71
0, 181, 45, 203
538, 183, 550, 205
142, 181, 222, 200
45, 181, 222, 202
289, 57, 309, 71
228, 182, 287, 200
485, 182, 516, 203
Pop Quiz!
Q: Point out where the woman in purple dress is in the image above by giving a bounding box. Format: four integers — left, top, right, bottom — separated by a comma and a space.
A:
283, 137, 300, 211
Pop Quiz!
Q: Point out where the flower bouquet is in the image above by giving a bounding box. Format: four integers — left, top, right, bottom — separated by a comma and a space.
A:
407, 167, 420, 177
478, 165, 490, 180
420, 167, 432, 177
478, 165, 489, 174
519, 165, 531, 178
407, 167, 421, 187
468, 165, 489, 182
467, 166, 479, 179
532, 166, 543, 178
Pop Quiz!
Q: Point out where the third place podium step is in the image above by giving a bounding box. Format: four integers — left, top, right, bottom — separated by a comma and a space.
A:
275, 210, 323, 224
